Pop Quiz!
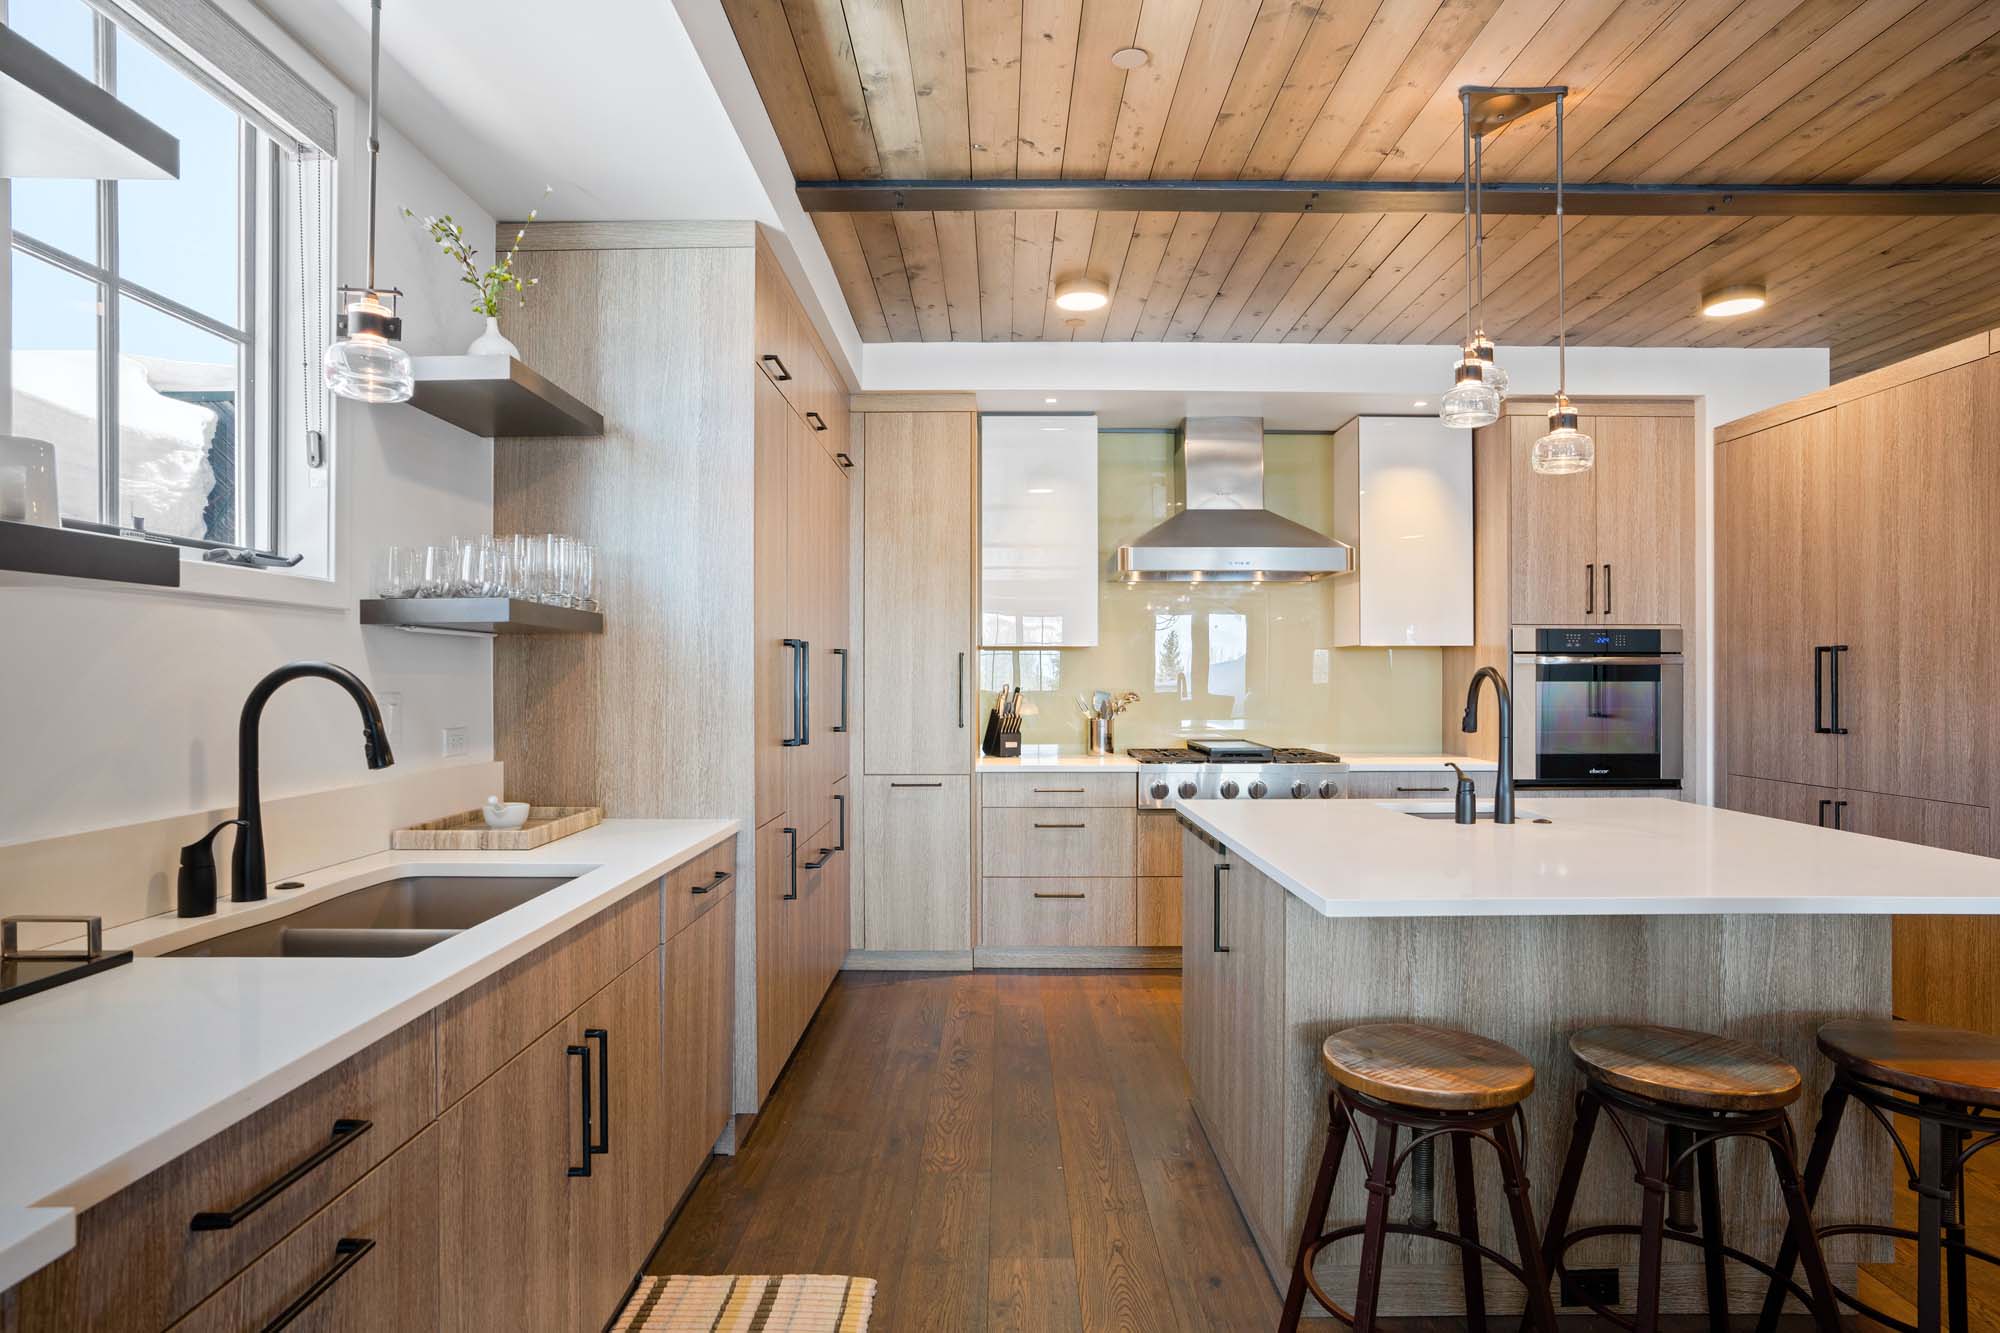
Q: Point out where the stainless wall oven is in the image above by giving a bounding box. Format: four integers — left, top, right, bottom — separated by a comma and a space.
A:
1511, 627, 1684, 788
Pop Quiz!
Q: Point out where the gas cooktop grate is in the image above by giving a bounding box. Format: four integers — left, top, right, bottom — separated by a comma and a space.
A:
1127, 747, 1342, 764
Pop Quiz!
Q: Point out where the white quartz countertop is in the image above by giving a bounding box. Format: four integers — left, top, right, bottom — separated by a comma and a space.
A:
976, 749, 1496, 773
0, 818, 735, 1292
1174, 797, 2000, 918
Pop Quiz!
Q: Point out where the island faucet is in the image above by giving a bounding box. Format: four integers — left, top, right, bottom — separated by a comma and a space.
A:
234, 662, 395, 901
1461, 666, 1516, 825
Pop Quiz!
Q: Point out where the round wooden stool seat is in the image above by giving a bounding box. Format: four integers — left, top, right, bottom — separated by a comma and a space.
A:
1817, 1019, 2000, 1109
1569, 1024, 1801, 1112
1321, 1022, 1535, 1112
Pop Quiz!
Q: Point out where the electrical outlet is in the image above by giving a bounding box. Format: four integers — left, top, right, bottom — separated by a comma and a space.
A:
441, 725, 468, 758
1561, 1267, 1619, 1308
377, 692, 402, 742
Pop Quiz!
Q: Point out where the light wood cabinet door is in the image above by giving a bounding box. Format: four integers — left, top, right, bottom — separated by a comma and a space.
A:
1835, 359, 1998, 807
1716, 413, 1842, 790
574, 950, 667, 1331
1179, 827, 1222, 1117
439, 1015, 583, 1333
663, 888, 734, 1208
757, 819, 835, 1098
1838, 790, 1990, 855
1592, 414, 1693, 626
1213, 858, 1287, 1259
1508, 414, 1599, 625
755, 374, 793, 830
861, 776, 971, 951
817, 446, 851, 792
784, 410, 827, 828
863, 413, 975, 774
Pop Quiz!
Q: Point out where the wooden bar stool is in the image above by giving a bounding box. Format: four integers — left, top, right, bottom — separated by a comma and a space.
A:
1756, 1020, 2000, 1333
1279, 1022, 1559, 1333
1539, 1024, 1843, 1333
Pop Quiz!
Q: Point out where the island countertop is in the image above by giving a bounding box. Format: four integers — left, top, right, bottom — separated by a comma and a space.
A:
1175, 796, 2000, 917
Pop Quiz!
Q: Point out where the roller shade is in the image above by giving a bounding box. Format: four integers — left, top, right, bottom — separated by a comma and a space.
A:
85, 0, 335, 156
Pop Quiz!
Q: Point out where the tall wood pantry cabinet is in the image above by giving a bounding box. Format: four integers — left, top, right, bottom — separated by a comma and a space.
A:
855, 404, 977, 963
1715, 333, 2000, 1033
492, 222, 851, 1113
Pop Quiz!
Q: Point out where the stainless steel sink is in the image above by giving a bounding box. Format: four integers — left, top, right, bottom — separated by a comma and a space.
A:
1393, 806, 1546, 822
168, 875, 574, 958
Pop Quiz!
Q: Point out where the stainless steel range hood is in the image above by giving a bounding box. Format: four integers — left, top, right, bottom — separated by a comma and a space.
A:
1115, 417, 1353, 583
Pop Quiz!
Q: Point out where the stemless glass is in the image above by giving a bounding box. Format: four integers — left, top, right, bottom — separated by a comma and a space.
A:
541, 533, 570, 606
377, 545, 410, 597
420, 544, 454, 596
573, 545, 597, 613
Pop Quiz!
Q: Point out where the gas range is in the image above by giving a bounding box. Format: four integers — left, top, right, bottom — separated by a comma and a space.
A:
1129, 739, 1349, 809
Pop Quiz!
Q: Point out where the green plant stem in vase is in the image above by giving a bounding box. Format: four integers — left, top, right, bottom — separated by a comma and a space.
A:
405, 186, 551, 356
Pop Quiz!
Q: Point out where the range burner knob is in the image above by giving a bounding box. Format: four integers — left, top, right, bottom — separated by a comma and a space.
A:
1178, 781, 1198, 800
1219, 780, 1240, 799
1291, 780, 1309, 799
1318, 780, 1341, 799
1248, 780, 1268, 799
1149, 781, 1170, 801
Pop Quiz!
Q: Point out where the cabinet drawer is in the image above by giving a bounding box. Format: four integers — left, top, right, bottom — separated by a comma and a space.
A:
980, 806, 1135, 877
981, 771, 1136, 808
981, 878, 1134, 947
167, 1125, 440, 1333
664, 837, 737, 941
435, 884, 659, 1107
1343, 769, 1493, 800
20, 1019, 435, 1333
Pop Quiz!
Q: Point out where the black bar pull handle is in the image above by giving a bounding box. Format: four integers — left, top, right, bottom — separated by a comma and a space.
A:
1212, 861, 1231, 954
782, 638, 810, 746
890, 781, 943, 788
1603, 563, 1612, 618
1033, 821, 1086, 829
259, 1238, 377, 1332
832, 648, 849, 733
1813, 646, 1831, 734
1585, 563, 1595, 615
804, 847, 834, 870
805, 410, 828, 432
783, 827, 799, 900
833, 794, 846, 851
190, 1119, 373, 1230
566, 1043, 592, 1177
1394, 786, 1451, 794
761, 353, 791, 382
1818, 799, 1831, 827
693, 869, 731, 895
1834, 799, 1849, 830
957, 652, 966, 728
1829, 644, 1849, 735
585, 1028, 609, 1156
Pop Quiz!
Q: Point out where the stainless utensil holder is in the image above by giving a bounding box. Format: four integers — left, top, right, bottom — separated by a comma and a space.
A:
1088, 716, 1113, 755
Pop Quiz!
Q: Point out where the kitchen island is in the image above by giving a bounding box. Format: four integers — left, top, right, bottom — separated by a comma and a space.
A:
1174, 796, 2000, 1317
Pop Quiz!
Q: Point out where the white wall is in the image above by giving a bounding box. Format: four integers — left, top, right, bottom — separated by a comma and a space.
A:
0, 2, 498, 853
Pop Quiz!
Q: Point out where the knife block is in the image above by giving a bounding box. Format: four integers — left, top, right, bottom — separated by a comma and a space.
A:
981, 706, 1021, 757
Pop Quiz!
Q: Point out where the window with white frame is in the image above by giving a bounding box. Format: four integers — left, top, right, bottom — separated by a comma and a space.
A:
7, 0, 333, 566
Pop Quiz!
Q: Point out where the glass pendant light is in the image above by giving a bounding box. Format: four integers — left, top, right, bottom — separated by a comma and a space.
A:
323, 0, 413, 404
1441, 92, 1498, 429
1465, 128, 1508, 398
1532, 90, 1593, 476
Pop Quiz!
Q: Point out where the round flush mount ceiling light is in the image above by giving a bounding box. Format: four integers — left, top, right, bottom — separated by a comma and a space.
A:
1054, 276, 1110, 312
1702, 282, 1767, 317
1110, 46, 1149, 69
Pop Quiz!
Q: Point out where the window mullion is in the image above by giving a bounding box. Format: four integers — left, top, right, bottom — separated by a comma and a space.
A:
96, 12, 120, 526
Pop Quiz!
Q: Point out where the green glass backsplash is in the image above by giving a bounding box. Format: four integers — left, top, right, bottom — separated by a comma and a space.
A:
979, 430, 1444, 753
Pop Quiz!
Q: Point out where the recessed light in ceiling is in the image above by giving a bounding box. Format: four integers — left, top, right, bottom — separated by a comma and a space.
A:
1028, 487, 1054, 494
1110, 46, 1149, 69
1702, 282, 1767, 318
1053, 276, 1110, 312
1044, 396, 1058, 404
1412, 400, 1427, 408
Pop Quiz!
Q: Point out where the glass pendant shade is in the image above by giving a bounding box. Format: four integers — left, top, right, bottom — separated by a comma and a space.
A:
1531, 398, 1594, 475
1470, 333, 1508, 397
1440, 361, 1500, 429
323, 291, 414, 404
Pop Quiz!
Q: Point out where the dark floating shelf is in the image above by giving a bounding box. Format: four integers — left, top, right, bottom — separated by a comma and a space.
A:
1, 23, 178, 180
407, 356, 604, 438
0, 520, 181, 587
360, 597, 604, 635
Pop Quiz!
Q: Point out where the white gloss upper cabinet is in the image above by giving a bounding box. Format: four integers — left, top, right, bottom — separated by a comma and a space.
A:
980, 414, 1099, 648
1331, 416, 1473, 647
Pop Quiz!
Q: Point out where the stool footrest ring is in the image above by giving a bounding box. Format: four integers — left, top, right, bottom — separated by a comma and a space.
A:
1549, 1222, 1820, 1333
1296, 1221, 1538, 1328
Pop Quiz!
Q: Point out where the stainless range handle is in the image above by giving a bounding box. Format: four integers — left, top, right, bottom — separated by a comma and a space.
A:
1525, 655, 1681, 667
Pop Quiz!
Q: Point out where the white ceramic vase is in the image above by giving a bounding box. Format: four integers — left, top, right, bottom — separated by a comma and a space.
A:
468, 316, 519, 359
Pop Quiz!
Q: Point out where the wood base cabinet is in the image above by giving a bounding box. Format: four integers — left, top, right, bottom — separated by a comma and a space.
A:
755, 818, 846, 1100
663, 883, 735, 1213
861, 777, 970, 953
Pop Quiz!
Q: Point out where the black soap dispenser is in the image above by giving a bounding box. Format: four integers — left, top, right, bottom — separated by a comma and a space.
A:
1448, 763, 1478, 825
179, 820, 245, 917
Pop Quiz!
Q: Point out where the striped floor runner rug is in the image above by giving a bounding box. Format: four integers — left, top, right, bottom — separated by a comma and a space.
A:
610, 1275, 875, 1331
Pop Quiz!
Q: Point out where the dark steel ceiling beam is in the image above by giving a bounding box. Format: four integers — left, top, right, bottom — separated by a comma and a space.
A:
794, 178, 2000, 217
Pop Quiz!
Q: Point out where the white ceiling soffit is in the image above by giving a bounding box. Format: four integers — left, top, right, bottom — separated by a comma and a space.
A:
247, 0, 764, 222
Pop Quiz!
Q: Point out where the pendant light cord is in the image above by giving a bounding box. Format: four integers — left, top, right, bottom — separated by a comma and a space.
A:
365, 0, 383, 292
1555, 91, 1566, 398
1474, 127, 1485, 332
1461, 92, 1473, 347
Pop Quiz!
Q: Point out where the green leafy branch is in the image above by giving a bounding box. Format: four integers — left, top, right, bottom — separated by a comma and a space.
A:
404, 187, 552, 318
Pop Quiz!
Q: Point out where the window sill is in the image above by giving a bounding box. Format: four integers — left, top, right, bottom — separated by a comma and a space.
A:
169, 558, 348, 610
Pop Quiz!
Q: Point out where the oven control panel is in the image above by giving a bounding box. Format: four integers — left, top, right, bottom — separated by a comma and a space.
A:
1533, 627, 1672, 654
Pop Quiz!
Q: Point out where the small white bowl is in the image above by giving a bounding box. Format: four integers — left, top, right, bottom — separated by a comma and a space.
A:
481, 798, 531, 830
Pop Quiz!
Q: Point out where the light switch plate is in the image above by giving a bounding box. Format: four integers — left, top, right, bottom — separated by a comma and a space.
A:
441, 725, 468, 758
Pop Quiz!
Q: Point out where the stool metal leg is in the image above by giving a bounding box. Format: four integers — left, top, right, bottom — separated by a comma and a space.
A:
1695, 1139, 1728, 1333
1940, 1111, 1970, 1333
1755, 1078, 1849, 1332
1279, 1089, 1350, 1333
1764, 1121, 1844, 1333
1634, 1117, 1672, 1333
1538, 1088, 1600, 1287
1919, 1112, 1947, 1333
1449, 1132, 1489, 1332
1350, 1115, 1401, 1333
1495, 1114, 1559, 1333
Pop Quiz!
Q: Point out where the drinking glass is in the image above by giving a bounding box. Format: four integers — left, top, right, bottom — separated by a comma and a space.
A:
377, 545, 411, 597
420, 544, 455, 596
573, 545, 597, 612
455, 540, 482, 597
541, 534, 571, 606
485, 547, 514, 598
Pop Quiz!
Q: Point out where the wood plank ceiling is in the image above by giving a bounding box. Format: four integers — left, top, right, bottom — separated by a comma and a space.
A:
722, 0, 2000, 378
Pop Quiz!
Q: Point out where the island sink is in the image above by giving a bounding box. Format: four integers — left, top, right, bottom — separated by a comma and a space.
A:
168, 873, 574, 958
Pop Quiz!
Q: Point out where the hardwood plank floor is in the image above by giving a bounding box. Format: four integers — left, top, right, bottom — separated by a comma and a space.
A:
648, 971, 1997, 1331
